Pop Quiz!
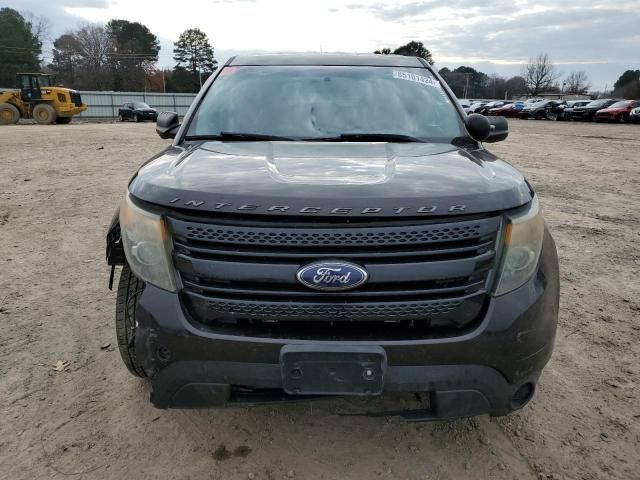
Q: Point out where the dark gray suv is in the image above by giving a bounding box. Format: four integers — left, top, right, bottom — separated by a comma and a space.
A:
106, 54, 559, 420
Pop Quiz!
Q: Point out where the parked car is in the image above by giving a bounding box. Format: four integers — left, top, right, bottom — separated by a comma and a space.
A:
468, 101, 487, 113
594, 100, 639, 123
457, 99, 471, 113
562, 100, 591, 121
630, 106, 640, 124
476, 101, 505, 115
488, 102, 523, 118
118, 102, 158, 122
518, 100, 565, 120
106, 53, 559, 419
571, 99, 618, 121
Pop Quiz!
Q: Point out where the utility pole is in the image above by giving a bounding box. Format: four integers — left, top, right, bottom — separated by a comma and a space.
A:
463, 73, 473, 99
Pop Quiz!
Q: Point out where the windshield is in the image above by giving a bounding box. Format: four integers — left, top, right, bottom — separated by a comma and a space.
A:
587, 100, 609, 108
187, 66, 464, 141
133, 102, 151, 109
39, 75, 55, 87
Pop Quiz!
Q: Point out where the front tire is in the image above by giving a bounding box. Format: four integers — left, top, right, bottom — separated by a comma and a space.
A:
0, 102, 20, 124
33, 103, 57, 125
618, 114, 627, 124
115, 265, 147, 377
135, 113, 142, 122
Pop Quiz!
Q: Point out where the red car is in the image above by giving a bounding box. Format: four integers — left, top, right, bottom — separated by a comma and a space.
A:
594, 100, 639, 123
488, 103, 522, 118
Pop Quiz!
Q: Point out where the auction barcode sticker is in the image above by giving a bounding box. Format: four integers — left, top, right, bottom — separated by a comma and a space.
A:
392, 70, 441, 88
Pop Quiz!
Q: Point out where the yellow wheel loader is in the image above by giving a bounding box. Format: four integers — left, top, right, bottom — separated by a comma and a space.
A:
0, 73, 87, 125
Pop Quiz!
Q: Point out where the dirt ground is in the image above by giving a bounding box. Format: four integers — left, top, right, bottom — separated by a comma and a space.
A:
1, 119, 639, 480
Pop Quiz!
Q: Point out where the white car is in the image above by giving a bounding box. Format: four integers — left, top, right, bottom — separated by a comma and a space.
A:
457, 99, 471, 113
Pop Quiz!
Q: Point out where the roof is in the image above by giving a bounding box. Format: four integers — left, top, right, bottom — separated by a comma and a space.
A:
229, 53, 425, 67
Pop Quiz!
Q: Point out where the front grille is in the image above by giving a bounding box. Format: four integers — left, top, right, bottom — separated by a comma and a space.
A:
167, 214, 502, 339
70, 91, 82, 106
184, 223, 484, 246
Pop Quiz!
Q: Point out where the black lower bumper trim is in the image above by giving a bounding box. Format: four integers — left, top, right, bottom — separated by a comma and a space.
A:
149, 361, 542, 420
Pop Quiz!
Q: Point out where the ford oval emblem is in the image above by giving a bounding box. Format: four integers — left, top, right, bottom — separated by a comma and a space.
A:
296, 261, 369, 291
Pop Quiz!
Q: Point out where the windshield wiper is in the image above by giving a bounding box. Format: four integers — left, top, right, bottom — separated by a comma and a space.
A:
184, 131, 294, 141
307, 133, 424, 143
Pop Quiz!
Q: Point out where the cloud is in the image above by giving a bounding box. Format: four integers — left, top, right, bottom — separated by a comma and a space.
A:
345, 1, 441, 21
342, 1, 640, 65
59, 0, 110, 6
4, 0, 637, 90
3, 0, 111, 36
431, 6, 639, 64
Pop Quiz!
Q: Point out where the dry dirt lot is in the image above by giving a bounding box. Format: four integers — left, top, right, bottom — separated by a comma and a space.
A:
1, 120, 639, 480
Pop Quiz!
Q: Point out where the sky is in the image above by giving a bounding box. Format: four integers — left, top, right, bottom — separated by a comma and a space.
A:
6, 0, 640, 91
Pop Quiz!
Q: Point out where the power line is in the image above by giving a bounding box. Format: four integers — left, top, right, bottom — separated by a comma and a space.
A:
0, 44, 159, 58
0, 44, 42, 51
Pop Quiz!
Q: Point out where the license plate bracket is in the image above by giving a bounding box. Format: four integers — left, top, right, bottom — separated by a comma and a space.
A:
280, 345, 386, 396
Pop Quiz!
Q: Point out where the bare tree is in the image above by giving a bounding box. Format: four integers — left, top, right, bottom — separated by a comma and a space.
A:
564, 71, 590, 95
23, 11, 51, 44
69, 24, 114, 90
523, 53, 559, 96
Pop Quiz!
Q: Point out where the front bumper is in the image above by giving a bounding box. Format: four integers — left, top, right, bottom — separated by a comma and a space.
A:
131, 231, 559, 419
571, 111, 595, 121
57, 103, 87, 117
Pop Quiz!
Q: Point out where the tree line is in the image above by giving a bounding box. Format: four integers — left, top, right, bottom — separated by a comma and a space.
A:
0, 7, 215, 93
1, 8, 639, 99
374, 44, 640, 99
49, 22, 216, 93
374, 45, 593, 98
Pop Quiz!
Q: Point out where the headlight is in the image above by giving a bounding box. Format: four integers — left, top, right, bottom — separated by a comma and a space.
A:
492, 196, 545, 296
120, 193, 177, 292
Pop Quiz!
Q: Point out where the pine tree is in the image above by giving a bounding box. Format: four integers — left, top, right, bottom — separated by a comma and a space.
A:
173, 28, 217, 91
0, 8, 41, 87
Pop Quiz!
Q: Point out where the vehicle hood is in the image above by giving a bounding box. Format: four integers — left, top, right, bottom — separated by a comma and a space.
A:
129, 142, 532, 218
596, 107, 624, 114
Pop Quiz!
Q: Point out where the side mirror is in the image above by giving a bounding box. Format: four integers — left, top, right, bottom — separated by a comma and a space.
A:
485, 116, 508, 143
465, 113, 508, 143
156, 111, 180, 139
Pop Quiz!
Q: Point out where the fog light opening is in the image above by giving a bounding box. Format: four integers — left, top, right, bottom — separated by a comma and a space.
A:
157, 346, 171, 362
511, 382, 535, 409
